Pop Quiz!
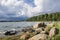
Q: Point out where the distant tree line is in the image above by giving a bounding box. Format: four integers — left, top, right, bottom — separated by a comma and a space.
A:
26, 12, 60, 21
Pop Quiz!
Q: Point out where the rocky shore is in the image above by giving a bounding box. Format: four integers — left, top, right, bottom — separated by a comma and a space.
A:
0, 22, 60, 40
19, 22, 59, 40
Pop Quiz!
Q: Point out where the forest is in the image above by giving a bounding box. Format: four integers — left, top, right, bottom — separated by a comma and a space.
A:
27, 12, 60, 21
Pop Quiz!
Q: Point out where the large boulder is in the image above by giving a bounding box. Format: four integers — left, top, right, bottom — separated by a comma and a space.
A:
33, 22, 46, 29
28, 34, 50, 40
45, 26, 52, 33
34, 28, 45, 34
40, 31, 49, 35
35, 28, 43, 32
40, 31, 46, 34
20, 33, 30, 40
49, 27, 58, 37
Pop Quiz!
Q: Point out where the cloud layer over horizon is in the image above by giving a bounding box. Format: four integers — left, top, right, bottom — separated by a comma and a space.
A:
0, 0, 60, 20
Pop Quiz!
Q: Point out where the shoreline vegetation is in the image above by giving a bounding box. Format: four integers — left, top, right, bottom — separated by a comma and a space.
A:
0, 22, 60, 40
27, 12, 60, 21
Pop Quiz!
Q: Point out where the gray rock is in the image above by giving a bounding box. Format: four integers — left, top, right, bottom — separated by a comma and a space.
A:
28, 34, 50, 40
40, 31, 49, 35
49, 27, 57, 37
4, 30, 17, 35
22, 27, 35, 33
20, 33, 30, 40
33, 22, 46, 29
35, 28, 43, 32
40, 31, 46, 34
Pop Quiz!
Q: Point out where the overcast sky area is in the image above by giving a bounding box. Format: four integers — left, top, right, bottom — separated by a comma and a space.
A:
0, 0, 60, 20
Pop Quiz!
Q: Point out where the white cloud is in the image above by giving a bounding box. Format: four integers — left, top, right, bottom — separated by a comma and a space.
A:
0, 0, 44, 18
34, 0, 60, 13
0, 0, 36, 18
34, 0, 43, 6
31, 0, 43, 13
41, 0, 60, 12
0, 0, 60, 19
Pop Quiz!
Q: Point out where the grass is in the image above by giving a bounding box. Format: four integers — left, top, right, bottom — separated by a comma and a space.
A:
0, 35, 21, 40
51, 22, 60, 40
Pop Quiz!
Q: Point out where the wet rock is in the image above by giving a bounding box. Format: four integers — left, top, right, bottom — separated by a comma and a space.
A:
28, 34, 50, 40
4, 30, 17, 35
22, 27, 35, 33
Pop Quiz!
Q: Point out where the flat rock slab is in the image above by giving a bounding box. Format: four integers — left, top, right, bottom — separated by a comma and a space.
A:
28, 34, 50, 40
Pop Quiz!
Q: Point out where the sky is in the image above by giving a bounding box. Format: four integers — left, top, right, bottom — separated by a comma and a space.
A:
0, 0, 60, 21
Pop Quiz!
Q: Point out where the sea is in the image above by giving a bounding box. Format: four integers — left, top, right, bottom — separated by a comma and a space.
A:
0, 22, 50, 37
0, 22, 41, 37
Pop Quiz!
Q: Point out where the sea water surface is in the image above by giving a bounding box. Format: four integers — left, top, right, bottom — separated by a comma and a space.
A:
0, 22, 41, 37
0, 22, 50, 37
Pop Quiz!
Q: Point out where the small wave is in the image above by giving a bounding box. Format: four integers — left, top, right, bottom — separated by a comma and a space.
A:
11, 28, 16, 31
17, 26, 21, 28
0, 32, 5, 33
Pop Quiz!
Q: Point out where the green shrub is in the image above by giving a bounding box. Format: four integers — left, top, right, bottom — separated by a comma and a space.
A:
51, 35, 60, 40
